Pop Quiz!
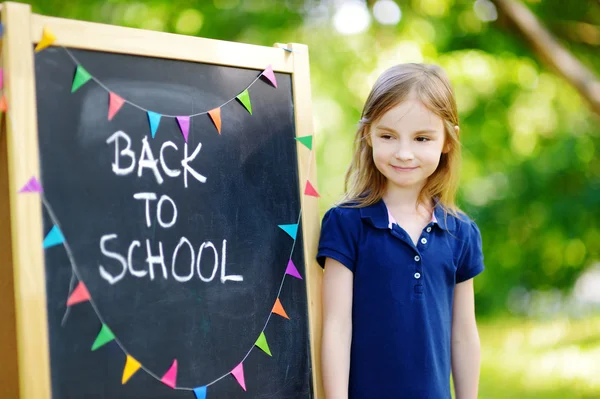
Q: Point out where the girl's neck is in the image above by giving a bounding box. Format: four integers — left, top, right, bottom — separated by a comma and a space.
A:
382, 183, 433, 213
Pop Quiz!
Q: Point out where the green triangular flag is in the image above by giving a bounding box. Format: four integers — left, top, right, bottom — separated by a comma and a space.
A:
255, 332, 272, 356
295, 135, 313, 150
236, 89, 252, 115
72, 65, 92, 93
91, 324, 115, 351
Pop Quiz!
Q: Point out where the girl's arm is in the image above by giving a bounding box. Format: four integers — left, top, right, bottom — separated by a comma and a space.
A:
322, 258, 353, 399
451, 278, 481, 399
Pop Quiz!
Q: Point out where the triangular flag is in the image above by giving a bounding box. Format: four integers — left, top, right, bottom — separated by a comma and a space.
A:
295, 135, 313, 150
108, 92, 125, 121
286, 259, 303, 280
122, 355, 141, 384
208, 108, 222, 134
236, 89, 252, 115
272, 298, 290, 319
18, 176, 43, 193
304, 181, 320, 197
34, 26, 56, 52
0, 68, 4, 90
261, 65, 278, 88
0, 93, 7, 112
255, 332, 272, 356
91, 324, 115, 351
161, 360, 178, 389
71, 65, 92, 93
278, 224, 298, 240
147, 111, 162, 138
66, 281, 91, 306
193, 386, 207, 399
176, 116, 190, 142
231, 363, 246, 391
43, 225, 64, 248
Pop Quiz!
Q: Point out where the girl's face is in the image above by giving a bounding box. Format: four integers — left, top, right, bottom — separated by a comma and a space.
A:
369, 97, 447, 193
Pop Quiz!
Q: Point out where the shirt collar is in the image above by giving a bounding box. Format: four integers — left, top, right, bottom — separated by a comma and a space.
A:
359, 199, 454, 232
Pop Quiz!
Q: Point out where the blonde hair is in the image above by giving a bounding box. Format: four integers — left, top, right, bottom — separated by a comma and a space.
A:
341, 63, 462, 216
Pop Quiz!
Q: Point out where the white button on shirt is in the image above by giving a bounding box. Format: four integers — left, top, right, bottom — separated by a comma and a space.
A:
414, 272, 421, 279
426, 227, 432, 233
420, 237, 427, 245
414, 255, 420, 262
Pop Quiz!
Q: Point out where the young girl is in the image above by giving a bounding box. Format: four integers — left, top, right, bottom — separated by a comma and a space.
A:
318, 63, 484, 399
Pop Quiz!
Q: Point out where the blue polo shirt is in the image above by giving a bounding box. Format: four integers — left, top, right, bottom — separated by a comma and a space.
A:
317, 199, 484, 399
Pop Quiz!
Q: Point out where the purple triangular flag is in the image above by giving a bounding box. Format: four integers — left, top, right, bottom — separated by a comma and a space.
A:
176, 116, 190, 142
19, 176, 43, 193
285, 260, 302, 280
261, 65, 278, 88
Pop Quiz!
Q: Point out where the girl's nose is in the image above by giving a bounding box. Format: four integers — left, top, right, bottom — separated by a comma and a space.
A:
394, 145, 414, 161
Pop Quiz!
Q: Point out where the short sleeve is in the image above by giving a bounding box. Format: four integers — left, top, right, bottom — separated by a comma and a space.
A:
456, 220, 485, 283
316, 207, 359, 272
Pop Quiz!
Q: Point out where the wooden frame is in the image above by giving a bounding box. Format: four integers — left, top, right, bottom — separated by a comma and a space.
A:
0, 2, 323, 398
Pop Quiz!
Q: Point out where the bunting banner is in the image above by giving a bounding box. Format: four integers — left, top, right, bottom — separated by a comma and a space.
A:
66, 281, 91, 306
92, 324, 116, 351
43, 225, 65, 248
25, 25, 318, 397
18, 176, 43, 193
122, 355, 142, 384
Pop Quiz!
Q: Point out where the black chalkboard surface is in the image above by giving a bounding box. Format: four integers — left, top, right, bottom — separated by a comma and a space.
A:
34, 47, 312, 399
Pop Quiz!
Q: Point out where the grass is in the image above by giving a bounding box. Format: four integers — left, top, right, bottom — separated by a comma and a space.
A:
474, 314, 600, 399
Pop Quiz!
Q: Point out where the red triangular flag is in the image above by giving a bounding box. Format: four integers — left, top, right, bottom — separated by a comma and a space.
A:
272, 298, 290, 319
0, 93, 8, 112
231, 363, 246, 391
304, 181, 320, 197
208, 108, 221, 134
261, 65, 278, 88
66, 281, 91, 306
161, 360, 178, 389
108, 92, 125, 120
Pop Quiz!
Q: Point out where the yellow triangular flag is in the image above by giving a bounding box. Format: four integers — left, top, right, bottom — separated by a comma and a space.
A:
122, 354, 141, 384
35, 26, 57, 53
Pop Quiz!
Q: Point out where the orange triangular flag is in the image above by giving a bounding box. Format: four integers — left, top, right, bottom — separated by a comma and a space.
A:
66, 281, 91, 306
122, 355, 141, 384
272, 298, 290, 319
108, 92, 125, 120
304, 181, 320, 197
208, 108, 221, 134
0, 93, 8, 112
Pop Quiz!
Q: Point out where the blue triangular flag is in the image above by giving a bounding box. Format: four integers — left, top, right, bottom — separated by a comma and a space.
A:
193, 386, 207, 399
43, 225, 64, 248
278, 224, 298, 240
147, 111, 162, 138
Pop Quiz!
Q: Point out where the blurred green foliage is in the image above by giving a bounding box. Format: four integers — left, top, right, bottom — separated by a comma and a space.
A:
14, 0, 600, 395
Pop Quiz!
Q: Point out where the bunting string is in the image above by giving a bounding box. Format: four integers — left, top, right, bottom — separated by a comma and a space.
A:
61, 47, 270, 119
3, 25, 318, 396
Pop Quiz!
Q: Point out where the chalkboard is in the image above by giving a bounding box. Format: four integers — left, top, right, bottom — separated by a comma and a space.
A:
33, 46, 313, 399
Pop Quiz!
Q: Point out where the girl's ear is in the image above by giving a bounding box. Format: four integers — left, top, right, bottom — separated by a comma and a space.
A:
443, 125, 459, 154
365, 128, 373, 147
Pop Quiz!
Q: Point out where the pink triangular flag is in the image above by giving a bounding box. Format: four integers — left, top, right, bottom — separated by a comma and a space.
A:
286, 260, 303, 280
176, 116, 190, 142
108, 92, 125, 121
18, 176, 43, 193
304, 181, 319, 197
161, 360, 178, 389
261, 65, 278, 88
231, 363, 246, 391
66, 281, 91, 306
0, 68, 4, 90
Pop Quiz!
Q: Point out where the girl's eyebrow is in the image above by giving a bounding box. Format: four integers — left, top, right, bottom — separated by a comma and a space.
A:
376, 125, 439, 135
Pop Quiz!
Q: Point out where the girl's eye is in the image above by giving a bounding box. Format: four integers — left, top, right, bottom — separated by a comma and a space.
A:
381, 134, 393, 140
416, 136, 430, 142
